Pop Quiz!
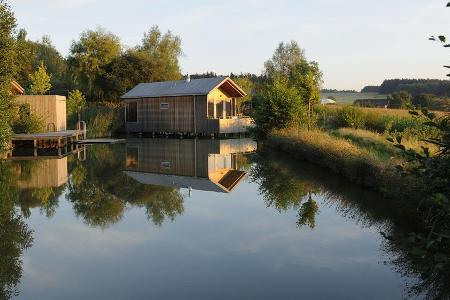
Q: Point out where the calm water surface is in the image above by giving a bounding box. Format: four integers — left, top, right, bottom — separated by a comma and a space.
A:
1, 138, 417, 299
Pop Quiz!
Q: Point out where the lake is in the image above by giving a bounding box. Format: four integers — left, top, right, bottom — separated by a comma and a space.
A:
1, 138, 420, 299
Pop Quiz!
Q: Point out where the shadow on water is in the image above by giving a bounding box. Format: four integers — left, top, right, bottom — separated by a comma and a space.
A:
0, 138, 448, 299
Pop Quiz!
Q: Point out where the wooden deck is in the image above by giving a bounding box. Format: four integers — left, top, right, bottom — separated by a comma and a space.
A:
74, 139, 126, 145
12, 130, 85, 148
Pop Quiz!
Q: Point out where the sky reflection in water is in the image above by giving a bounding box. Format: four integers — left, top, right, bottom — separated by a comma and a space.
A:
3, 138, 412, 300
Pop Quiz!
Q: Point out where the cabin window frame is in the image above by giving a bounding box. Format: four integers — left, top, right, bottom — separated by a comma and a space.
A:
126, 102, 138, 123
160, 102, 169, 110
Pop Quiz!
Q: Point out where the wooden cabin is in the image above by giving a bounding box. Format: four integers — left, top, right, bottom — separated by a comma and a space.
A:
15, 95, 67, 131
124, 138, 257, 193
121, 76, 253, 135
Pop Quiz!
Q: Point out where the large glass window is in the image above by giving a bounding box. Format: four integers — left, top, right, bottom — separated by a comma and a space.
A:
126, 102, 137, 122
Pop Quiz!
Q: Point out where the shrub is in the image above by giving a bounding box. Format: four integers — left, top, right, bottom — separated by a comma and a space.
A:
335, 106, 365, 129
68, 102, 124, 138
12, 104, 44, 134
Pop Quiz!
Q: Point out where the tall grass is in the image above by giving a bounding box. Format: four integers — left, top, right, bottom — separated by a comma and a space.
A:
265, 128, 423, 200
315, 105, 442, 139
68, 102, 124, 138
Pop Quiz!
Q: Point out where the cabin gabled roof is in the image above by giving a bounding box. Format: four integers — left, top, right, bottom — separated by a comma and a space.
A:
121, 76, 246, 99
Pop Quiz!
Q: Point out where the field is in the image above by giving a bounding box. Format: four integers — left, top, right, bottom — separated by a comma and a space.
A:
320, 92, 388, 104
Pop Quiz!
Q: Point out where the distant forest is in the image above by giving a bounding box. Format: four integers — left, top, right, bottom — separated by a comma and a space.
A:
361, 79, 450, 96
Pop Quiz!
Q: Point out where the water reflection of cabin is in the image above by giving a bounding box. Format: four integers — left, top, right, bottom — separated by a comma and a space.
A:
15, 158, 68, 189
121, 77, 253, 135
123, 139, 256, 193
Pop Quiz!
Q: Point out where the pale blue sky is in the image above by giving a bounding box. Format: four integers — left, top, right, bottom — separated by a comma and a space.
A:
11, 0, 449, 90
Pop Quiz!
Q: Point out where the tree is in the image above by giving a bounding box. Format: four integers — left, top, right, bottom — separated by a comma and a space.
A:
262, 41, 322, 132
232, 76, 253, 114
138, 25, 182, 81
28, 61, 52, 95
68, 27, 121, 100
252, 77, 302, 135
388, 91, 412, 109
67, 90, 86, 123
0, 0, 16, 150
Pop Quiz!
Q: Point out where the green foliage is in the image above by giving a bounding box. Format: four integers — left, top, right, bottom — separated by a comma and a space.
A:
28, 61, 52, 95
252, 77, 303, 135
388, 91, 412, 109
68, 27, 121, 100
412, 93, 450, 111
379, 79, 450, 96
68, 102, 124, 138
253, 40, 322, 135
67, 89, 86, 118
12, 103, 44, 134
335, 106, 365, 129
0, 161, 33, 300
0, 0, 16, 151
15, 31, 66, 91
232, 76, 253, 114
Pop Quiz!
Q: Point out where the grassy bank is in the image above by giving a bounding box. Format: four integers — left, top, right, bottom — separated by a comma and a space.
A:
264, 128, 423, 201
68, 102, 125, 138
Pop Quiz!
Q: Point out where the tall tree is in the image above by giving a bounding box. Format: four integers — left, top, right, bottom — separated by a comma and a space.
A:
138, 25, 182, 81
252, 77, 302, 135
254, 41, 322, 135
102, 26, 183, 100
29, 61, 52, 95
67, 89, 86, 123
68, 27, 121, 100
0, 0, 16, 150
232, 76, 253, 114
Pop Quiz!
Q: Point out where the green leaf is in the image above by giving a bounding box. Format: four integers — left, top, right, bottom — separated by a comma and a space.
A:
396, 135, 402, 144
444, 44, 450, 48
386, 137, 394, 143
438, 35, 446, 43
394, 144, 406, 151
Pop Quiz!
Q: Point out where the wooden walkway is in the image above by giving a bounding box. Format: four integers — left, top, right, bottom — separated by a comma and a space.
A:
12, 130, 85, 148
74, 139, 126, 145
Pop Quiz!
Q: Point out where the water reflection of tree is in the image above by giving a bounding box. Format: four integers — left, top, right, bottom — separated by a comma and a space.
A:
67, 145, 184, 227
12, 160, 63, 219
252, 149, 450, 299
0, 163, 33, 300
250, 154, 320, 229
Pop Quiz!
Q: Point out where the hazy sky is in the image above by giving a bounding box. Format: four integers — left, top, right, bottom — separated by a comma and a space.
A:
10, 0, 449, 90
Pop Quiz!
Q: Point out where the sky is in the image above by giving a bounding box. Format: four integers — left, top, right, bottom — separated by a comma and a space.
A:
10, 0, 450, 90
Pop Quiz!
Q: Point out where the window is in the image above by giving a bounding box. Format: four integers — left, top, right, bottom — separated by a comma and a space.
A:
160, 161, 171, 170
160, 103, 169, 110
126, 102, 137, 122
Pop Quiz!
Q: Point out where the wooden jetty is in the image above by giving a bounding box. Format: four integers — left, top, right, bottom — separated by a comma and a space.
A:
12, 130, 85, 149
74, 138, 126, 145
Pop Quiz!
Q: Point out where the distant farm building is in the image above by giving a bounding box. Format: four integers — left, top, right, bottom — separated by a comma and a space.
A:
121, 76, 253, 135
354, 98, 390, 108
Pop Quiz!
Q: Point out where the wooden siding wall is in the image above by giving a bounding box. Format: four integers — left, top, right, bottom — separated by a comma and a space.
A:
125, 139, 209, 178
125, 138, 257, 176
125, 95, 209, 133
15, 95, 67, 131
